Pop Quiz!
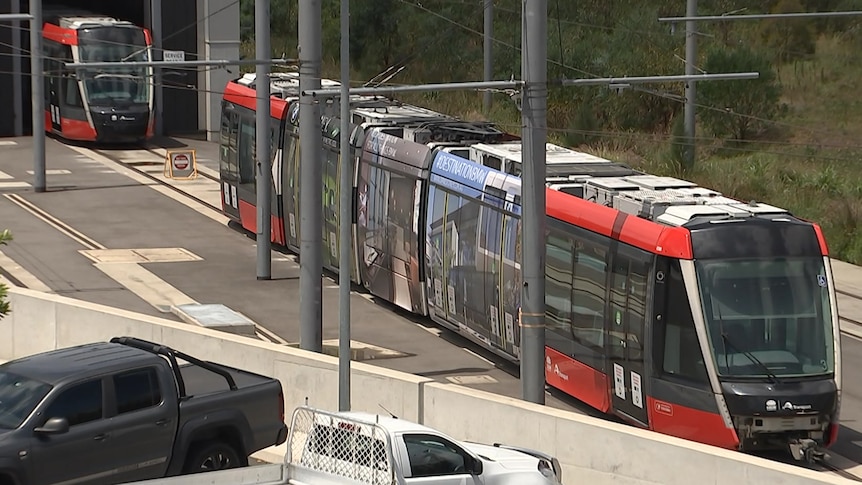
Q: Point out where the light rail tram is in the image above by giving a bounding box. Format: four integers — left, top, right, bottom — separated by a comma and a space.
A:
42, 8, 154, 143
219, 73, 841, 462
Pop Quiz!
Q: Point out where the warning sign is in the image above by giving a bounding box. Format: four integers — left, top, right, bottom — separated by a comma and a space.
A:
173, 154, 189, 170
164, 149, 198, 180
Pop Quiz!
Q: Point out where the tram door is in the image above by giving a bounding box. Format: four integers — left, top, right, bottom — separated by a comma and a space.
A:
607, 246, 651, 425
43, 42, 62, 132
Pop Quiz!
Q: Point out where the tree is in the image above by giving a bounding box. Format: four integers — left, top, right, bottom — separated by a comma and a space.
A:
698, 47, 782, 141
0, 229, 12, 318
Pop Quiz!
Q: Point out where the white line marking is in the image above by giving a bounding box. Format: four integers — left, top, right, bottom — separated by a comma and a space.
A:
26, 169, 71, 175
0, 171, 13, 180
0, 141, 18, 146
92, 262, 196, 313
461, 347, 495, 365
4, 194, 106, 250
0, 182, 31, 189
0, 249, 53, 293
415, 323, 442, 337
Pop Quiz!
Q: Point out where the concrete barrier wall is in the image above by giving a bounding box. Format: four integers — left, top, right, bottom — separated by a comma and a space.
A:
0, 287, 851, 485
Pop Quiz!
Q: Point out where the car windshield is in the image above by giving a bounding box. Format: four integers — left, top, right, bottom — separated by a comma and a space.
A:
0, 370, 52, 429
695, 257, 835, 378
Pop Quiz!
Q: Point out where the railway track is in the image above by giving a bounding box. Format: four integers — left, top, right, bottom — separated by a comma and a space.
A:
839, 288, 862, 332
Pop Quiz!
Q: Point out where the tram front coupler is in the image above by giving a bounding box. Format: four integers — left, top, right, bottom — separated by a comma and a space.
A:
788, 438, 828, 463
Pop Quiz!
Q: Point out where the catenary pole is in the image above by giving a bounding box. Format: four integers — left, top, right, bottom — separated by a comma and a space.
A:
10, 5, 23, 136
483, 0, 494, 115
29, 0, 44, 193
520, 0, 547, 405
150, 0, 163, 137
255, 0, 272, 280
299, 0, 323, 352
338, 0, 351, 412
683, 0, 697, 168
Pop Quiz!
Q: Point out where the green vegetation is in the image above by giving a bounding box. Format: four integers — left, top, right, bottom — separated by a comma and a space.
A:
0, 229, 12, 318
239, 0, 862, 264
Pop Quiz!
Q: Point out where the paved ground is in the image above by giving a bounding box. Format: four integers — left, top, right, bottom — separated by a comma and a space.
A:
0, 135, 582, 413
4, 134, 862, 479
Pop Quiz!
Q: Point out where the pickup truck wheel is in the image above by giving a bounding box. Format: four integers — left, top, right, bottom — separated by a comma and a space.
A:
183, 442, 241, 474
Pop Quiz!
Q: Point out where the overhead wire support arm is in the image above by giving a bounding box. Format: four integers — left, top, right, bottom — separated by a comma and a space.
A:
303, 72, 759, 99
658, 11, 862, 22
304, 80, 523, 99
557, 72, 760, 88
64, 58, 299, 70
0, 13, 33, 20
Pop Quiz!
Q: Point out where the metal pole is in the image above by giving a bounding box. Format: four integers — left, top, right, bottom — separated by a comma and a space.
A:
66, 59, 296, 69
299, 0, 323, 353
659, 10, 862, 22
338, 0, 351, 412
520, 0, 546, 405
151, 0, 163, 137
683, 0, 697, 169
29, 0, 45, 193
483, 0, 493, 115
255, 0, 272, 280
11, 5, 23, 137
305, 73, 758, 99
307, 80, 521, 98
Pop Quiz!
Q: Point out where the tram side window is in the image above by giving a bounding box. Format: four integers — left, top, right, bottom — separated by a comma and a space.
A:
545, 233, 575, 352
238, 117, 256, 185
365, 165, 390, 262
219, 108, 231, 175
227, 112, 239, 182
572, 238, 607, 350
65, 77, 82, 108
661, 260, 708, 384
60, 45, 83, 109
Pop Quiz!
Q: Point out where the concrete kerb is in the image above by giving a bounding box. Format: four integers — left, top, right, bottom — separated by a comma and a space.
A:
0, 286, 856, 485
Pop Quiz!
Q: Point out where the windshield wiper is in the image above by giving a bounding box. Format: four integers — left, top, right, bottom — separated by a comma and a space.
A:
94, 73, 142, 80
720, 332, 783, 385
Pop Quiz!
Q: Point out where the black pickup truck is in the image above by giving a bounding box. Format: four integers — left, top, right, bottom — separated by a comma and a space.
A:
0, 336, 288, 485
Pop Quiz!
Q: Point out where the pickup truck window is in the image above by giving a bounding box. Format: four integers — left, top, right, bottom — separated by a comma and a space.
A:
403, 434, 468, 477
114, 367, 162, 414
43, 379, 103, 426
0, 371, 52, 429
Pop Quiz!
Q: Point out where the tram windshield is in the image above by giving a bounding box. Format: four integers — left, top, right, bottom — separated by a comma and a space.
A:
77, 26, 151, 105
695, 257, 835, 378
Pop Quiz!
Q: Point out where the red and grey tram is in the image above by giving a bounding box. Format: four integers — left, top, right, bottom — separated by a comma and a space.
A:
43, 11, 154, 143
219, 75, 841, 461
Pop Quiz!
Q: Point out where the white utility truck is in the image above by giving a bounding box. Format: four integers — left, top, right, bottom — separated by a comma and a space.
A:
137, 406, 563, 485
